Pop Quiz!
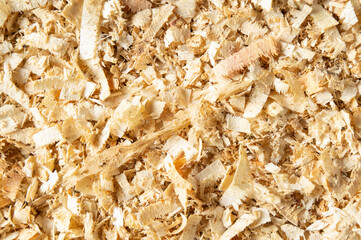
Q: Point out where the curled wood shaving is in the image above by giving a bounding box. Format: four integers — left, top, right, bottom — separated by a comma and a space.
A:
220, 147, 252, 209
213, 36, 279, 77
281, 224, 304, 240
240, 20, 268, 37
81, 59, 111, 100
79, 0, 103, 60
78, 0, 111, 100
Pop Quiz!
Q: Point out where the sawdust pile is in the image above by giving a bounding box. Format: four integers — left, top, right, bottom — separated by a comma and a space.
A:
1, 0, 361, 239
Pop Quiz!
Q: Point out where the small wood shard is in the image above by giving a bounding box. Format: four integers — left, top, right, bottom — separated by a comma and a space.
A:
138, 201, 181, 226
219, 212, 259, 240
243, 74, 272, 118
124, 0, 151, 13
0, 63, 30, 110
195, 159, 226, 183
33, 126, 64, 148
174, 0, 196, 22
1, 167, 25, 201
220, 147, 252, 209
213, 36, 279, 77
179, 215, 202, 240
310, 5, 338, 31
62, 0, 84, 27
291, 4, 312, 28
226, 114, 251, 134
132, 9, 152, 28
143, 5, 175, 42
318, 27, 346, 58
340, 1, 358, 30
321, 150, 349, 200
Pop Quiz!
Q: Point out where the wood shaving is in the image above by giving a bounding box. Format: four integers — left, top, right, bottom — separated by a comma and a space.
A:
291, 4, 312, 28
124, 0, 151, 13
226, 114, 251, 134
173, 0, 196, 22
0, 0, 47, 27
1, 0, 361, 239
340, 1, 358, 30
180, 214, 202, 240
22, 33, 69, 56
310, 5, 339, 32
143, 5, 175, 42
220, 147, 252, 208
219, 211, 259, 240
1, 167, 24, 202
213, 36, 279, 77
